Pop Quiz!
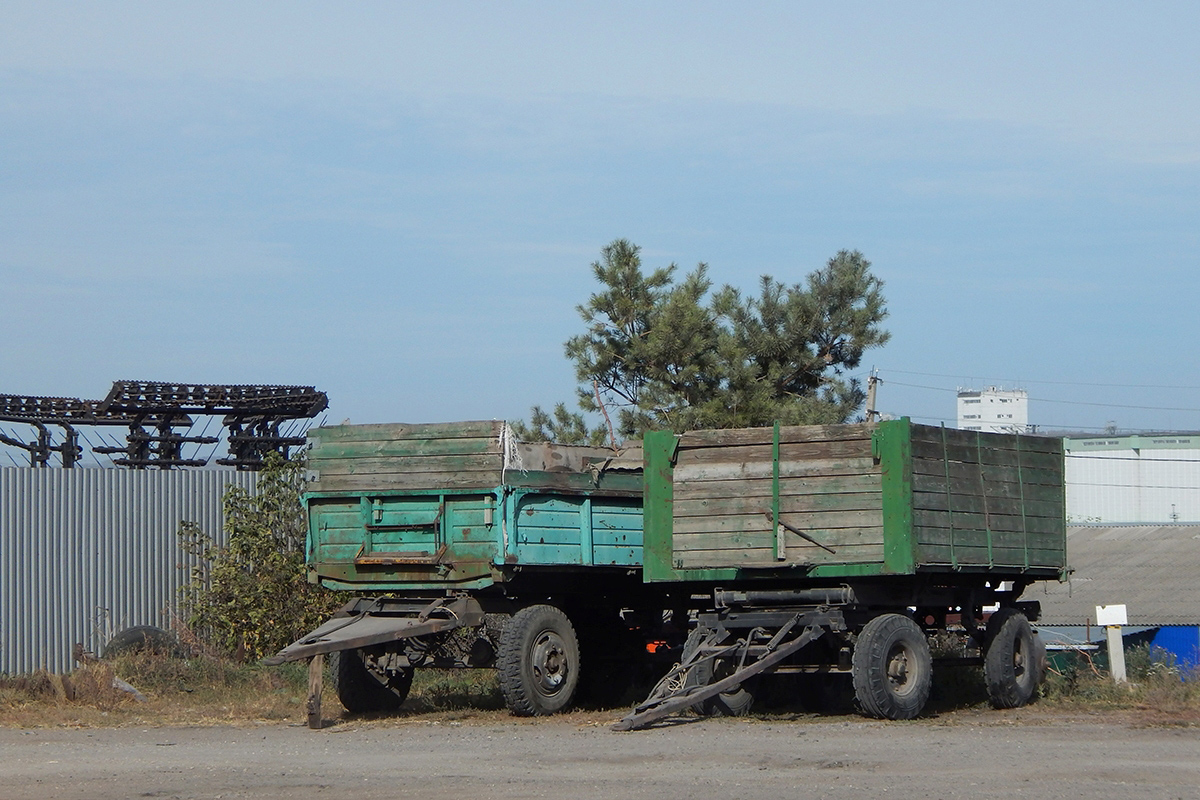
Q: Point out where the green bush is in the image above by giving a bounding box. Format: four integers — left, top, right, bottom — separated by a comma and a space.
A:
179, 453, 343, 661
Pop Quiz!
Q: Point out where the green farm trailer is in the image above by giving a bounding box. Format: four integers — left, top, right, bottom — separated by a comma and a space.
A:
268, 418, 1067, 729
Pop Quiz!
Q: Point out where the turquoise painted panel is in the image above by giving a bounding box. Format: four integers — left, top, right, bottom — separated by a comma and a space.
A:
514, 543, 586, 565
310, 492, 503, 578
514, 495, 587, 549
311, 486, 643, 581
593, 545, 641, 566
590, 501, 642, 565
509, 494, 644, 566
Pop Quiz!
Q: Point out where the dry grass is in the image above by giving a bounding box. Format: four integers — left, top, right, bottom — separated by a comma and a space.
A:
0, 651, 320, 728
0, 650, 518, 729
3, 644, 1198, 730
1039, 645, 1200, 726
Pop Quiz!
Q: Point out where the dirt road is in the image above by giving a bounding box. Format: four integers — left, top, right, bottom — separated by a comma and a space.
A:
2, 710, 1197, 800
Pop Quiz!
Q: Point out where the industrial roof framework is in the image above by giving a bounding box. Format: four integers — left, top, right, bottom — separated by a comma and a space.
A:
0, 380, 328, 470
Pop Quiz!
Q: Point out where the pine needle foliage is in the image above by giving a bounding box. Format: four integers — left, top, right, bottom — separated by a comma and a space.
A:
513, 239, 889, 443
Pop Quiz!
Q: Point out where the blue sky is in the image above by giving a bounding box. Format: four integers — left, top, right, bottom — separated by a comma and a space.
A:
2, 2, 1198, 458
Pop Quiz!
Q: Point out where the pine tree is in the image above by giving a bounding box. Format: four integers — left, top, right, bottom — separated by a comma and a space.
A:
512, 240, 888, 443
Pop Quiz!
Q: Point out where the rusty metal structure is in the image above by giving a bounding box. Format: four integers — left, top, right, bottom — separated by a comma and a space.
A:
0, 381, 327, 470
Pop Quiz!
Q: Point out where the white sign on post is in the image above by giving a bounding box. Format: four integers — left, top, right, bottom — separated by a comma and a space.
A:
1095, 604, 1128, 627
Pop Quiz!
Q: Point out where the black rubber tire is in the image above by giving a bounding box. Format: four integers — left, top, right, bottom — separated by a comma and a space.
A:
498, 605, 580, 716
983, 609, 1040, 709
851, 613, 932, 720
329, 649, 412, 714
1032, 632, 1047, 686
682, 627, 755, 717
103, 625, 179, 658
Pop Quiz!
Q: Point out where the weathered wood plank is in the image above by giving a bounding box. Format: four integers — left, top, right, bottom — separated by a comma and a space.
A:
916, 528, 1064, 557
675, 528, 883, 550
672, 529, 773, 551
503, 469, 644, 495
912, 491, 1064, 519
674, 491, 882, 519
910, 460, 1063, 487
673, 472, 883, 502
311, 454, 502, 476
674, 508, 884, 536
310, 436, 501, 460
306, 653, 324, 730
910, 439, 1063, 471
678, 424, 875, 448
910, 425, 1062, 455
677, 542, 886, 568
674, 456, 879, 483
676, 438, 874, 467
911, 474, 1063, 501
310, 420, 504, 444
677, 546, 775, 566
913, 509, 1063, 535
675, 535, 885, 558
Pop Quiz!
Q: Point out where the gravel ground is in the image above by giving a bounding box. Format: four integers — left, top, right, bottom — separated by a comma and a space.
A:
2, 710, 1198, 800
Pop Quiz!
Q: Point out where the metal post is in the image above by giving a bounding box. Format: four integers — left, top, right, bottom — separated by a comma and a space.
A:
1106, 626, 1127, 684
1096, 604, 1128, 684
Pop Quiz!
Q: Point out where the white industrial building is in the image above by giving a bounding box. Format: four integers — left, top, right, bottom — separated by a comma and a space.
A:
1064, 433, 1200, 524
956, 387, 1029, 433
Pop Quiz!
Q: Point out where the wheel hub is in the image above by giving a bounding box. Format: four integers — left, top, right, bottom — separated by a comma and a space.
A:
886, 645, 912, 692
531, 631, 569, 693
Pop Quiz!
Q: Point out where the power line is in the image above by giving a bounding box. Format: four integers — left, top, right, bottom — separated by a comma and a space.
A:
882, 369, 1200, 392
898, 415, 1127, 433
883, 379, 1200, 414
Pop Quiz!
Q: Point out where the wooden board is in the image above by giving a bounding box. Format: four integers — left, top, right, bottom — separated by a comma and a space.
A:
309, 420, 504, 442
908, 423, 1065, 569
670, 425, 879, 569
308, 421, 506, 493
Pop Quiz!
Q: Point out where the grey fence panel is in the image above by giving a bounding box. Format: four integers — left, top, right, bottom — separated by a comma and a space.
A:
1, 468, 257, 675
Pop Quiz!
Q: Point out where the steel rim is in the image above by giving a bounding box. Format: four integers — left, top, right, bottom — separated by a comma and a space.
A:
886, 642, 917, 697
530, 630, 570, 696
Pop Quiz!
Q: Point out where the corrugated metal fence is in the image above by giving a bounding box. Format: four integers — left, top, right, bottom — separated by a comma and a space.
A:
1, 468, 257, 674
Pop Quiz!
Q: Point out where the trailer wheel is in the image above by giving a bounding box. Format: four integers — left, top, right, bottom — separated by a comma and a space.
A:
329, 649, 412, 713
983, 609, 1040, 708
682, 627, 754, 717
498, 605, 580, 716
852, 614, 932, 720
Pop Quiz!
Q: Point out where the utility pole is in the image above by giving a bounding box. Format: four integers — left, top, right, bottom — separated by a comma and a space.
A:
865, 368, 881, 424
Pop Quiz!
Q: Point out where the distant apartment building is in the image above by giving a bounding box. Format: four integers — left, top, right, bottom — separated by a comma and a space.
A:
956, 387, 1029, 433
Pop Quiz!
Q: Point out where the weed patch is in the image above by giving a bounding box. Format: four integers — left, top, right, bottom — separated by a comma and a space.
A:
1040, 644, 1200, 724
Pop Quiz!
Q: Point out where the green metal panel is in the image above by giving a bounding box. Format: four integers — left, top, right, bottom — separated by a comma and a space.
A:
642, 430, 679, 583
771, 421, 781, 560
874, 418, 917, 574
307, 490, 500, 589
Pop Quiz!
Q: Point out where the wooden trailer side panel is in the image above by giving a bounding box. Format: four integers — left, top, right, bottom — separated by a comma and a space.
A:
644, 419, 1067, 583
905, 424, 1066, 570
304, 421, 647, 590
306, 421, 507, 493
668, 424, 885, 571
